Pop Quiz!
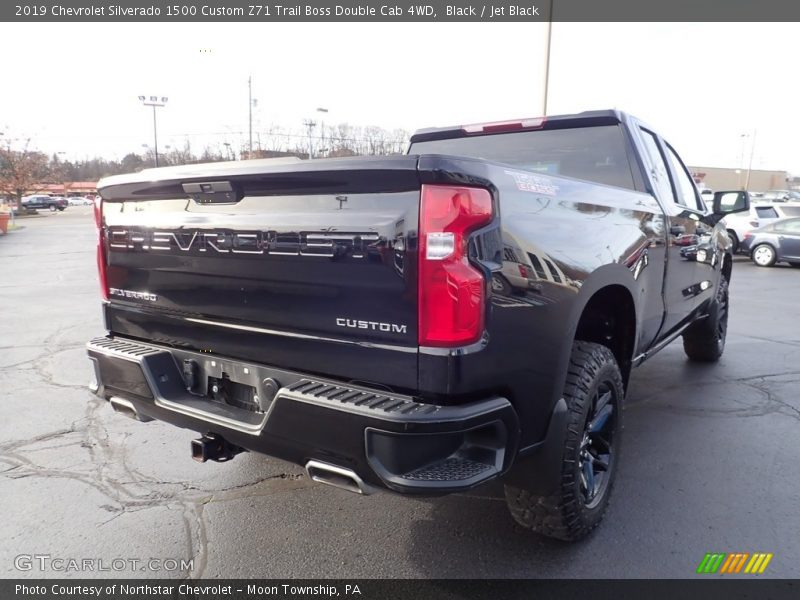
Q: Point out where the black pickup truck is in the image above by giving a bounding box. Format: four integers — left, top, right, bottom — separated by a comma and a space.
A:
87, 110, 749, 541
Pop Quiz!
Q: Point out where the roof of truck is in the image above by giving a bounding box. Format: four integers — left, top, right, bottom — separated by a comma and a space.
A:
409, 109, 630, 144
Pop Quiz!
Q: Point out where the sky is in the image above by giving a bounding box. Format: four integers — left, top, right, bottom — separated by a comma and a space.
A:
0, 22, 797, 173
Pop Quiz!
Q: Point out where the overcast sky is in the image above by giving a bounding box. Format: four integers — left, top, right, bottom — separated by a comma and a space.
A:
0, 22, 797, 172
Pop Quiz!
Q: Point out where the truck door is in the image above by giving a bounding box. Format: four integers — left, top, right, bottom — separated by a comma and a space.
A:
637, 127, 705, 338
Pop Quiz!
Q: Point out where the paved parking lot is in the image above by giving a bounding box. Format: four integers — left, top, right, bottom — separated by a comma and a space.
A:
1, 208, 798, 579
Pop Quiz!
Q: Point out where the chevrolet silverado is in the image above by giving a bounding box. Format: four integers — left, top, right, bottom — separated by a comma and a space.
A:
86, 110, 749, 540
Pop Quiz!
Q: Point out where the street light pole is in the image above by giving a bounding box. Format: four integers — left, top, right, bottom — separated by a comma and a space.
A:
138, 95, 168, 167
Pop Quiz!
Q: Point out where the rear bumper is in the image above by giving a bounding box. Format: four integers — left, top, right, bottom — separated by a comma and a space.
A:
86, 336, 520, 494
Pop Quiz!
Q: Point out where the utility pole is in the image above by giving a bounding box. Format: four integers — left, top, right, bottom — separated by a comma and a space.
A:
745, 130, 757, 192
316, 107, 329, 157
542, 0, 554, 115
303, 119, 316, 159
738, 133, 748, 189
248, 75, 253, 159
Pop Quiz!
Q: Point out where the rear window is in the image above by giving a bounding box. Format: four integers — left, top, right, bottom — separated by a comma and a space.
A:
409, 125, 637, 191
755, 207, 779, 219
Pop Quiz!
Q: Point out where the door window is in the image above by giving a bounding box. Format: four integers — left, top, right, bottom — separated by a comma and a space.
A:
774, 218, 800, 234
639, 129, 677, 205
664, 143, 702, 211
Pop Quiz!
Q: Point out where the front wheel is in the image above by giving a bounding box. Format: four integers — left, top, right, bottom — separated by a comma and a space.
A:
504, 341, 623, 541
727, 230, 739, 254
752, 244, 777, 267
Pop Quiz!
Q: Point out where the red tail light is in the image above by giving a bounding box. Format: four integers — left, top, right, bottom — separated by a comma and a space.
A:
462, 117, 546, 135
418, 185, 493, 347
743, 231, 753, 239
94, 196, 109, 300
518, 264, 529, 278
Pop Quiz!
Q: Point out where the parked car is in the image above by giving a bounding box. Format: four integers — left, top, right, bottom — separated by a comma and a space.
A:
722, 202, 800, 253
87, 109, 748, 541
741, 217, 800, 267
699, 188, 715, 207
68, 196, 94, 206
21, 195, 67, 211
760, 190, 800, 202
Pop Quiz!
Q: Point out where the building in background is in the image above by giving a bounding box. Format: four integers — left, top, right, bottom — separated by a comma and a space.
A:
689, 166, 788, 192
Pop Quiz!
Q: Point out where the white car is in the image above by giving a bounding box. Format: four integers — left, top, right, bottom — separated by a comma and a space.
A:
698, 188, 715, 207
67, 196, 94, 206
723, 202, 800, 253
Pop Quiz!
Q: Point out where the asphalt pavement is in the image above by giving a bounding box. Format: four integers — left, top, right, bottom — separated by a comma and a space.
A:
1, 207, 798, 579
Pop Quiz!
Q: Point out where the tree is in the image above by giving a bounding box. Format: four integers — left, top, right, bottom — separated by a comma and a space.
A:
0, 139, 50, 206
120, 152, 146, 174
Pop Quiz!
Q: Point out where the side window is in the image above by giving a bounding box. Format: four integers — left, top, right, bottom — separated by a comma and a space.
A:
527, 253, 547, 279
639, 129, 676, 205
755, 206, 779, 219
780, 206, 800, 217
774, 219, 800, 234
543, 258, 563, 284
664, 143, 702, 211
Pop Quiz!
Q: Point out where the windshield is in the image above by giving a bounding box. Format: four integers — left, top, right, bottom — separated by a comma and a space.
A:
409, 125, 637, 191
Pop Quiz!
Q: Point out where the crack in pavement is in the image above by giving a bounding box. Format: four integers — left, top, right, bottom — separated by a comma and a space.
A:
1, 390, 315, 579
739, 378, 800, 421
733, 333, 800, 348
629, 370, 800, 421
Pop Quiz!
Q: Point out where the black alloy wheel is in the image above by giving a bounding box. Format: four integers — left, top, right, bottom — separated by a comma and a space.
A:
578, 381, 617, 508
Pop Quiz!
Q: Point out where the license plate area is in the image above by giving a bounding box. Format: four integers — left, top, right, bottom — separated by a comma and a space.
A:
208, 373, 261, 413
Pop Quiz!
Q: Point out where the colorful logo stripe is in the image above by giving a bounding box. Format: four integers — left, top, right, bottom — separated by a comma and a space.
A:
697, 553, 773, 574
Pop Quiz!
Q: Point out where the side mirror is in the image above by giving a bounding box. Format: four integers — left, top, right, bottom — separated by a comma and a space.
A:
712, 191, 750, 216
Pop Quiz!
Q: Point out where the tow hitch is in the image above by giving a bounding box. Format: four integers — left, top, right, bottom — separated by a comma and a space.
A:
191, 433, 243, 463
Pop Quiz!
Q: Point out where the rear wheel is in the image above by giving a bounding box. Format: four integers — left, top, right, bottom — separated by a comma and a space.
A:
683, 277, 728, 362
752, 244, 777, 267
49, 204, 57, 212
504, 341, 623, 541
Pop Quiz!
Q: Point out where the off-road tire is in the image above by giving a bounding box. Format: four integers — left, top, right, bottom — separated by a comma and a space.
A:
682, 277, 729, 362
504, 341, 624, 541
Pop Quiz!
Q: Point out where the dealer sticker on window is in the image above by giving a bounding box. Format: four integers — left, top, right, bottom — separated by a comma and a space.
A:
505, 170, 559, 196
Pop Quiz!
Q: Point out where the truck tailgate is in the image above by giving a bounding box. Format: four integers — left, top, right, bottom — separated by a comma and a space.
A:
98, 157, 421, 392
